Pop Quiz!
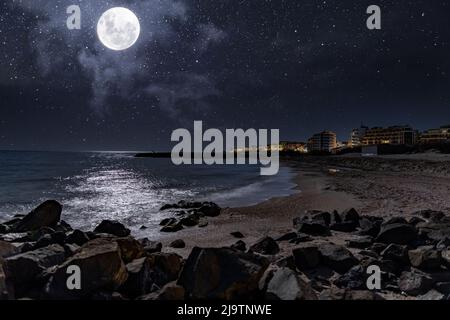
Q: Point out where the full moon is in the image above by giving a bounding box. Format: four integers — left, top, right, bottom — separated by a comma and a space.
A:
97, 7, 140, 51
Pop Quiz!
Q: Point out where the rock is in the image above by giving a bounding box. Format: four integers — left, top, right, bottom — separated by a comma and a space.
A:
399, 270, 434, 296
119, 257, 152, 298
65, 229, 90, 246
276, 232, 297, 242
344, 290, 385, 300
334, 265, 366, 290
296, 222, 331, 236
12, 200, 62, 232
341, 208, 360, 224
197, 203, 221, 217
139, 238, 162, 254
180, 213, 201, 227
330, 222, 357, 233
178, 247, 269, 299
160, 218, 177, 226
93, 220, 130, 237
4, 244, 67, 297
318, 244, 358, 273
416, 210, 445, 221
292, 245, 320, 270
347, 236, 373, 249
250, 237, 280, 255
289, 233, 313, 244
418, 222, 450, 242
0, 224, 8, 234
137, 282, 185, 300
408, 247, 443, 270
170, 239, 186, 249
0, 241, 19, 258
160, 203, 177, 211
160, 222, 183, 233
147, 252, 183, 288
265, 267, 317, 300
45, 238, 128, 299
418, 289, 446, 300
0, 263, 9, 299
376, 223, 418, 245
382, 217, 408, 226
230, 231, 245, 239
358, 217, 382, 237
436, 238, 450, 250
231, 240, 246, 252
380, 244, 409, 265
139, 225, 147, 230
307, 210, 331, 226
198, 218, 208, 228
115, 237, 145, 263
409, 217, 426, 225
436, 282, 450, 295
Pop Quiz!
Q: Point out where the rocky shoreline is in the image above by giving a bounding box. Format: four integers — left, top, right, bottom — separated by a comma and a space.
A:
1, 200, 450, 300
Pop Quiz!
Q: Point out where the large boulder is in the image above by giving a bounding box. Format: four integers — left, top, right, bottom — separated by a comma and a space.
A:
265, 267, 317, 300
318, 244, 358, 273
178, 247, 269, 299
408, 247, 443, 270
0, 241, 19, 258
334, 265, 367, 290
197, 203, 221, 217
292, 245, 320, 270
119, 257, 152, 298
0, 263, 9, 299
399, 270, 434, 296
93, 220, 130, 237
376, 223, 418, 245
250, 237, 280, 255
12, 200, 62, 232
45, 238, 128, 299
65, 230, 90, 246
380, 244, 409, 265
3, 244, 67, 297
341, 208, 360, 224
296, 222, 331, 236
115, 237, 145, 264
146, 252, 183, 288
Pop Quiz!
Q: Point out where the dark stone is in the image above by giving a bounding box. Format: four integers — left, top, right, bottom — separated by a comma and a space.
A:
231, 240, 246, 252
308, 210, 332, 226
358, 217, 382, 237
318, 244, 359, 273
139, 225, 147, 230
93, 220, 130, 237
265, 267, 317, 300
416, 210, 446, 221
139, 238, 162, 254
147, 252, 183, 288
398, 270, 434, 296
178, 247, 269, 299
334, 265, 366, 290
289, 233, 313, 244
137, 282, 185, 300
45, 238, 128, 299
170, 239, 186, 249
0, 240, 19, 258
160, 218, 177, 226
197, 203, 221, 217
180, 213, 201, 227
380, 244, 409, 265
409, 217, 426, 225
160, 223, 183, 233
418, 289, 446, 300
341, 208, 360, 224
297, 222, 331, 236
382, 217, 408, 226
347, 236, 373, 249
376, 223, 418, 245
408, 246, 443, 270
436, 282, 450, 295
250, 237, 280, 255
330, 222, 357, 233
4, 244, 67, 297
66, 229, 90, 246
230, 231, 245, 239
119, 257, 152, 298
292, 245, 320, 270
12, 200, 62, 232
276, 232, 297, 242
115, 237, 145, 264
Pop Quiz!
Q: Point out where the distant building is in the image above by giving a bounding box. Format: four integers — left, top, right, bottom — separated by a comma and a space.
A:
308, 131, 337, 152
350, 126, 368, 147
419, 125, 450, 144
361, 125, 417, 145
278, 141, 307, 153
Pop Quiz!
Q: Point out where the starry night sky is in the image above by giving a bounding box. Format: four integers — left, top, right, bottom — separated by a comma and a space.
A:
1, 0, 450, 151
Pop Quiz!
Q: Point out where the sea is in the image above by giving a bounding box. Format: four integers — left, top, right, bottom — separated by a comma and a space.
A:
0, 150, 298, 238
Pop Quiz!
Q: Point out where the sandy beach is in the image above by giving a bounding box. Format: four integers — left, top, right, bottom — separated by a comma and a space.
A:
162, 153, 450, 257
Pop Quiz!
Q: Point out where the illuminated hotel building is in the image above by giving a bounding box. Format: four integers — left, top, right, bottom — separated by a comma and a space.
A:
419, 125, 450, 144
361, 126, 417, 145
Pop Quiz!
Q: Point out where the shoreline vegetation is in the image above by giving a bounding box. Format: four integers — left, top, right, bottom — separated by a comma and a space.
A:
1, 153, 450, 300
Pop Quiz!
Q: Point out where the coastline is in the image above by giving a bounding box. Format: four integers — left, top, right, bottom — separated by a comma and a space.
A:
161, 161, 362, 257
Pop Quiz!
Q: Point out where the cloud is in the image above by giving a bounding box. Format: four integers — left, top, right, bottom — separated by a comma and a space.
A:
146, 73, 219, 118
9, 0, 224, 116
